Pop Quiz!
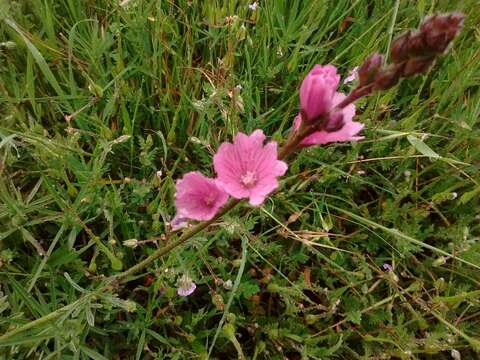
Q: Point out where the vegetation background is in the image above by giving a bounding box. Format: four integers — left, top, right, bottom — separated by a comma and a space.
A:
0, 0, 479, 358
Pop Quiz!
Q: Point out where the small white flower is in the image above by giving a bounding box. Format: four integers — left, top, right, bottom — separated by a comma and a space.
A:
248, 2, 258, 11
451, 349, 461, 360
156, 170, 163, 179
223, 279, 233, 290
451, 192, 458, 199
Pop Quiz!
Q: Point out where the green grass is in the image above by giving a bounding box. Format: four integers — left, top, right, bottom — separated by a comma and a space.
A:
1, 0, 479, 358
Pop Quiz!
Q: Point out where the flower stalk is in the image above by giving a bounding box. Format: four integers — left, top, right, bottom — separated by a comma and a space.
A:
111, 11, 465, 285
0, 11, 465, 344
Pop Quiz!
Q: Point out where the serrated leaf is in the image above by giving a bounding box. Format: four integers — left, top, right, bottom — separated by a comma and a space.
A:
237, 281, 260, 298
407, 135, 439, 159
346, 310, 362, 325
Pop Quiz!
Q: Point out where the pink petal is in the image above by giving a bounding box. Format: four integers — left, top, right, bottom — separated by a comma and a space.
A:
249, 193, 267, 206
343, 66, 359, 84
175, 172, 229, 221
300, 64, 340, 121
214, 130, 287, 206
294, 91, 363, 146
178, 282, 196, 297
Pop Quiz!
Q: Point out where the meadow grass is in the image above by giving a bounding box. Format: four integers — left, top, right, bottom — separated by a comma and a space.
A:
0, 0, 479, 358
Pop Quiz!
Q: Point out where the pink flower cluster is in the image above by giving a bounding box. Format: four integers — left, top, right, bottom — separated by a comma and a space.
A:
172, 64, 363, 225
296, 64, 364, 145
173, 130, 287, 223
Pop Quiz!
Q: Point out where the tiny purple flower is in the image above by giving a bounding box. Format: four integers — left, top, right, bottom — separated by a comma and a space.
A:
383, 263, 393, 271
177, 274, 196, 297
343, 66, 359, 84
169, 215, 190, 231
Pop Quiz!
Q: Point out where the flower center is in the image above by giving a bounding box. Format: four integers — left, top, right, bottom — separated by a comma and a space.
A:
204, 194, 215, 206
241, 171, 257, 188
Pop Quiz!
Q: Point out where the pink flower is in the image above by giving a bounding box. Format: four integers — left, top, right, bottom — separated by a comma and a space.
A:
177, 274, 196, 297
300, 64, 340, 122
213, 130, 287, 206
294, 92, 364, 145
343, 66, 359, 84
174, 172, 229, 221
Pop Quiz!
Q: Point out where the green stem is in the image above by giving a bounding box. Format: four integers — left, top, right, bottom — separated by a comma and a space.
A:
111, 198, 241, 283
207, 234, 248, 357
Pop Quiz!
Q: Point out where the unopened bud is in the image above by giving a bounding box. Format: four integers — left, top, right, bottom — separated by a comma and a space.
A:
358, 53, 384, 87
421, 12, 464, 54
391, 32, 411, 63
451, 349, 461, 360
299, 64, 340, 123
402, 56, 435, 76
123, 239, 139, 248
433, 256, 447, 267
391, 12, 464, 65
374, 64, 401, 90
113, 135, 131, 144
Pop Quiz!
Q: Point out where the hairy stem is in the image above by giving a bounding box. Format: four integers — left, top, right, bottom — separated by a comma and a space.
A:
111, 198, 241, 283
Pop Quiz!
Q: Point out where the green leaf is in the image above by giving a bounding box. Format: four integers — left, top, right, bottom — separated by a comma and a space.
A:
460, 187, 480, 204
80, 346, 109, 360
407, 135, 439, 159
4, 18, 66, 98
237, 280, 260, 298
346, 310, 362, 325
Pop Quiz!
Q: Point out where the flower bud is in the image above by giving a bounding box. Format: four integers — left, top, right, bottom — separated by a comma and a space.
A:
123, 239, 139, 248
391, 32, 411, 63
421, 12, 464, 54
300, 64, 340, 123
358, 53, 384, 86
402, 56, 435, 76
374, 64, 402, 90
